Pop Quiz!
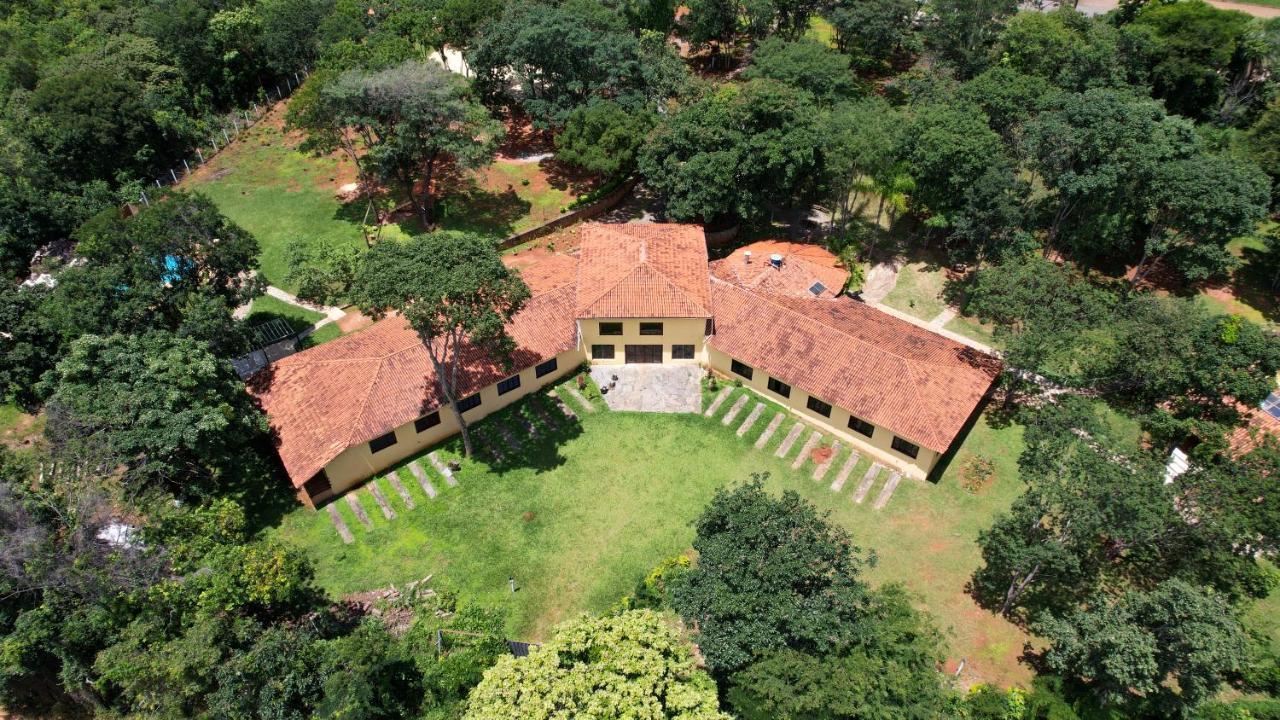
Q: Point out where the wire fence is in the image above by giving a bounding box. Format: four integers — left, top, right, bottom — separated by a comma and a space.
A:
137, 69, 310, 206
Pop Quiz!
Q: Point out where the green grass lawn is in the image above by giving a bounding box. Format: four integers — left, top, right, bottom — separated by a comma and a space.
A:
246, 294, 324, 331
883, 261, 949, 321
944, 314, 1000, 349
271, 379, 1033, 686
805, 15, 837, 47
0, 401, 43, 451
181, 117, 404, 292
244, 294, 345, 347
184, 102, 590, 292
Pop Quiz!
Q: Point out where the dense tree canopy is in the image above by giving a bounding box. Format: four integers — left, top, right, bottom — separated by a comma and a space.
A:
742, 37, 860, 105
464, 610, 729, 720
825, 0, 919, 71
726, 585, 953, 719
42, 332, 269, 495
468, 0, 687, 127
639, 80, 823, 224
670, 477, 875, 674
555, 101, 654, 178
352, 232, 530, 457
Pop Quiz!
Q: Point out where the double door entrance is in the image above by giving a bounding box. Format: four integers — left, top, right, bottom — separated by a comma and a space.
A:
624, 344, 663, 364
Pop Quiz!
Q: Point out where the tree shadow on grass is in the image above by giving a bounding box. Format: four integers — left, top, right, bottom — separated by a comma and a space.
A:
1231, 244, 1280, 324
435, 166, 531, 238
465, 391, 583, 475
539, 157, 600, 197
330, 189, 425, 239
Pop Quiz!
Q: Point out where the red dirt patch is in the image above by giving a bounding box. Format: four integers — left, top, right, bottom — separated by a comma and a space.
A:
811, 445, 834, 464
335, 309, 373, 334
497, 114, 554, 158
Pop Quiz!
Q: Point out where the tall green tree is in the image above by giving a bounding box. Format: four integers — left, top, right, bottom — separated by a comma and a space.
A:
1126, 0, 1262, 121
820, 96, 904, 235
825, 0, 920, 71
995, 9, 1124, 92
923, 0, 1018, 78
726, 585, 953, 719
1037, 580, 1246, 714
742, 37, 861, 105
898, 102, 1009, 223
554, 101, 654, 178
669, 476, 874, 674
1023, 87, 1198, 266
321, 60, 500, 227
351, 233, 530, 458
41, 332, 269, 495
468, 0, 687, 127
464, 610, 729, 720
1132, 153, 1270, 286
640, 80, 824, 224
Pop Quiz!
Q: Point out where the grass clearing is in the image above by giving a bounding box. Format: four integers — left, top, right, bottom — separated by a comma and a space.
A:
805, 15, 837, 47
883, 261, 949, 321
1192, 226, 1277, 329
0, 402, 43, 451
184, 101, 593, 292
945, 314, 1000, 349
182, 111, 400, 292
246, 294, 324, 331
272, 382, 1032, 686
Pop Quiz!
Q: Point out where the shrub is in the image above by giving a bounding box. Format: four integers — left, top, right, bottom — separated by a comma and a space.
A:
960, 456, 996, 493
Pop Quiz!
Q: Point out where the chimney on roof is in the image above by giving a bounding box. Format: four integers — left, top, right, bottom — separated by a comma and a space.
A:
743, 250, 752, 264
769, 253, 783, 269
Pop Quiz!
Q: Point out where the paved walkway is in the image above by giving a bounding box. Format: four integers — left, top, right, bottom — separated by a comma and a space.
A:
1073, 0, 1280, 17
591, 365, 702, 413
233, 278, 347, 340
868, 301, 994, 354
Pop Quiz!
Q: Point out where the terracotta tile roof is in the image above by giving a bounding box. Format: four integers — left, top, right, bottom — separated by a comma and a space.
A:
576, 223, 711, 318
708, 278, 1001, 453
710, 241, 849, 299
249, 282, 579, 487
1226, 395, 1280, 458
502, 250, 579, 294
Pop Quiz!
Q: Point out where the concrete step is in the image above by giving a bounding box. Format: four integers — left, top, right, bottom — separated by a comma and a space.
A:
755, 412, 785, 449
704, 387, 732, 417
790, 431, 822, 470
830, 452, 860, 492
737, 403, 766, 437
775, 422, 805, 458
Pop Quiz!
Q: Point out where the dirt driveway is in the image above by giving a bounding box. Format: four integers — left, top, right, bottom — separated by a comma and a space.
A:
1074, 0, 1280, 17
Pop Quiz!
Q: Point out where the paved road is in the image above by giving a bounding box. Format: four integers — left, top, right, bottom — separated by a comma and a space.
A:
1073, 0, 1280, 17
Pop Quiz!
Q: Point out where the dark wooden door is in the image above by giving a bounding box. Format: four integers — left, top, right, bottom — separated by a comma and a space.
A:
624, 344, 663, 364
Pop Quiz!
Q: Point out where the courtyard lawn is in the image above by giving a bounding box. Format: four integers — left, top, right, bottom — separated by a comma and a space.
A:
272, 379, 1033, 687
245, 294, 324, 332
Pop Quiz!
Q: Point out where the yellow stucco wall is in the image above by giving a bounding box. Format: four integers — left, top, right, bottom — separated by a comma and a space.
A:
577, 317, 709, 364
706, 346, 940, 480
318, 347, 587, 497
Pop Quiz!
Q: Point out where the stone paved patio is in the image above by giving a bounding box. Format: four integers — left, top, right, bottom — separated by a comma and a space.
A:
590, 365, 702, 413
